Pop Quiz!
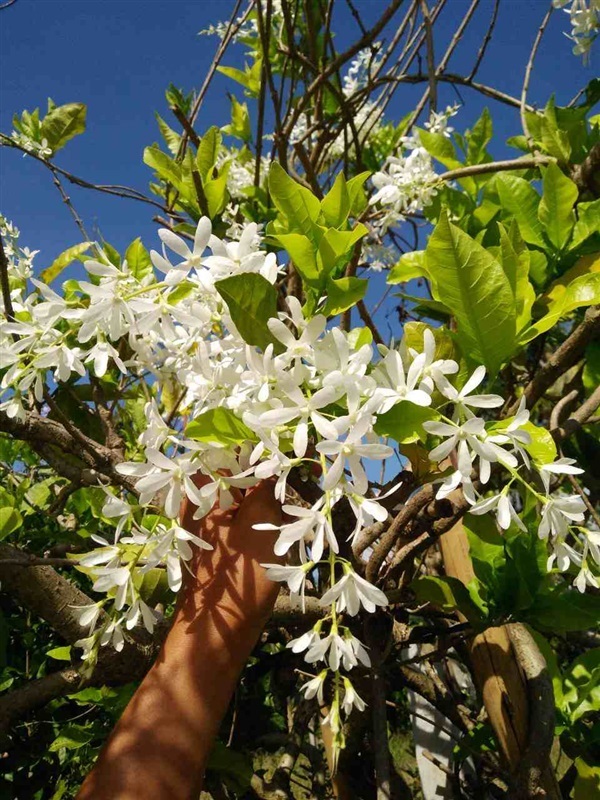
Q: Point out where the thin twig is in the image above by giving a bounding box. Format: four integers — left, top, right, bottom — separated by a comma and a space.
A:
520, 5, 553, 146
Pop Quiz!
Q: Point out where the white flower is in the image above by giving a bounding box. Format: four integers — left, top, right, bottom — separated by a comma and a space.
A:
267, 300, 326, 366
254, 501, 337, 562
538, 494, 586, 541
84, 339, 127, 377
116, 449, 207, 518
259, 382, 339, 457
538, 457, 584, 493
319, 568, 388, 616
341, 677, 366, 714
372, 348, 432, 413
203, 222, 277, 284
262, 562, 313, 611
151, 217, 212, 285
317, 415, 393, 494
305, 631, 357, 671
141, 523, 212, 592
424, 416, 516, 482
437, 365, 503, 418
124, 597, 158, 633
71, 602, 103, 631
408, 328, 458, 393
287, 628, 320, 655
470, 490, 525, 531
301, 671, 327, 705
488, 397, 531, 468
139, 400, 172, 449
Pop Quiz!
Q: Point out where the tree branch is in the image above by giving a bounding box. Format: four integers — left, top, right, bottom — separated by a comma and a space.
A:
510, 306, 600, 414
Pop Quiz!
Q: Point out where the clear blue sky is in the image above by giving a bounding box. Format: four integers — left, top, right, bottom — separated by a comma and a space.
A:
0, 0, 594, 336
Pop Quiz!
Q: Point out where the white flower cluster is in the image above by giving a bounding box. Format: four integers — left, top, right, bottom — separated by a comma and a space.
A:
368, 104, 459, 236
199, 0, 284, 42
10, 131, 53, 159
290, 46, 383, 161
1, 214, 595, 720
0, 216, 39, 289
553, 0, 600, 60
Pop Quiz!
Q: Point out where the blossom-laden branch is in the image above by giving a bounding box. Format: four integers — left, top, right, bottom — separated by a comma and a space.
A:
1, 207, 596, 752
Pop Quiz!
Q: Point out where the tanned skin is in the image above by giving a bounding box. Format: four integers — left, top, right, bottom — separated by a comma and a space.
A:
77, 479, 282, 800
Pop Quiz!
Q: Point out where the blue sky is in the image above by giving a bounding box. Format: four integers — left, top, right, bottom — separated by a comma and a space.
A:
0, 0, 594, 334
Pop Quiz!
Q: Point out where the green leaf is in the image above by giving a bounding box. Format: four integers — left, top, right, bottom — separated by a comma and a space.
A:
268, 162, 320, 238
155, 113, 181, 155
317, 225, 367, 274
49, 725, 93, 752
197, 126, 222, 182
425, 213, 516, 373
466, 108, 492, 165
40, 102, 86, 152
347, 326, 372, 350
539, 98, 572, 162
527, 589, 600, 633
322, 276, 367, 315
124, 238, 152, 280
135, 569, 172, 606
497, 222, 535, 332
583, 341, 600, 395
496, 174, 545, 248
573, 759, 600, 800
0, 507, 22, 540
274, 233, 320, 287
167, 280, 195, 305
562, 648, 600, 722
346, 171, 370, 215
521, 421, 557, 465
418, 128, 459, 167
387, 251, 428, 284
411, 575, 486, 624
206, 741, 253, 794
538, 162, 578, 251
222, 96, 251, 142
40, 242, 91, 284
572, 198, 600, 249
144, 145, 183, 188
47, 646, 72, 661
321, 172, 350, 228
374, 402, 439, 444
519, 254, 600, 343
217, 59, 262, 96
204, 162, 230, 218
185, 407, 255, 446
215, 273, 279, 351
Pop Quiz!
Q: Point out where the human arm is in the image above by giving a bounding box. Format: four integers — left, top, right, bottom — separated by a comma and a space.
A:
76, 480, 282, 800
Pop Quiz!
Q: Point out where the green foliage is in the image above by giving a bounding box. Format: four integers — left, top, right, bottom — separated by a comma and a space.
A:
185, 407, 255, 446
425, 212, 517, 373
215, 273, 279, 351
13, 100, 87, 154
40, 243, 92, 284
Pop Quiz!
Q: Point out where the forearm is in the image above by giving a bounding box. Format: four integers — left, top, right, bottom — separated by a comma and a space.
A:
77, 485, 281, 800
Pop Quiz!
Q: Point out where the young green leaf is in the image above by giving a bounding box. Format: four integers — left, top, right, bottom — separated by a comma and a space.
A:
425, 213, 517, 373
39, 242, 92, 284
185, 407, 255, 446
268, 162, 321, 238
321, 172, 350, 228
322, 276, 368, 315
197, 126, 222, 182
496, 174, 546, 248
538, 162, 578, 251
124, 238, 152, 280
